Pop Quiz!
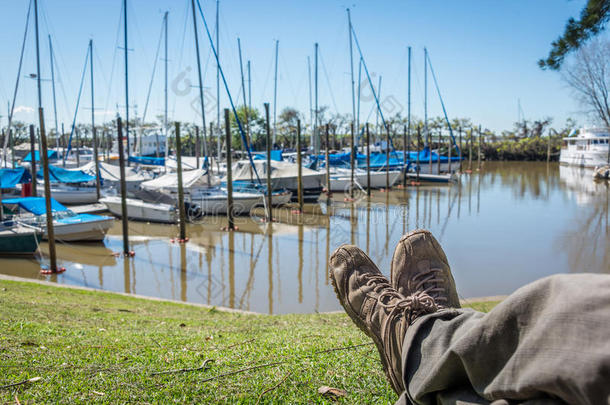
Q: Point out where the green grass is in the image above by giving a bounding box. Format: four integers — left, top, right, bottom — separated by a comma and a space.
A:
0, 280, 498, 404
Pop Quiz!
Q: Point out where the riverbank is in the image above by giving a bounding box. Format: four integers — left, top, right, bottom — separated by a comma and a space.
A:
0, 278, 498, 403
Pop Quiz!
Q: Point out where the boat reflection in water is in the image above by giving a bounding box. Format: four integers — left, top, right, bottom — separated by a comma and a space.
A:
0, 162, 607, 314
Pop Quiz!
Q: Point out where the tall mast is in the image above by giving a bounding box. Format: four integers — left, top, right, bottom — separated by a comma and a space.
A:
123, 0, 130, 162
247, 60, 252, 118
34, 0, 42, 112
215, 0, 220, 162
49, 35, 59, 148
314, 42, 319, 154
307, 56, 312, 145
272, 40, 279, 144
424, 47, 428, 146
191, 0, 208, 158
238, 37, 249, 150
357, 57, 361, 133
164, 11, 168, 164
375, 76, 381, 143
90, 39, 100, 199
347, 9, 356, 133
407, 46, 411, 151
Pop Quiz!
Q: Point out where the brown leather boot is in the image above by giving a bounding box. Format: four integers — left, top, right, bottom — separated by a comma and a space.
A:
329, 244, 438, 394
390, 229, 461, 309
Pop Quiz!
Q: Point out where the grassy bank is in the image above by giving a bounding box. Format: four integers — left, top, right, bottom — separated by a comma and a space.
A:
0, 279, 498, 404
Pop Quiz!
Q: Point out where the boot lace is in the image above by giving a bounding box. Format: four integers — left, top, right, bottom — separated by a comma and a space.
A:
407, 267, 447, 306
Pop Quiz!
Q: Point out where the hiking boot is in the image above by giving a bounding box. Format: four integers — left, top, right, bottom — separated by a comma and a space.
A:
391, 229, 461, 309
329, 245, 438, 394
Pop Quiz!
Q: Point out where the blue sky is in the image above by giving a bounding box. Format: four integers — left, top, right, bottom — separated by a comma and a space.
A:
0, 0, 594, 133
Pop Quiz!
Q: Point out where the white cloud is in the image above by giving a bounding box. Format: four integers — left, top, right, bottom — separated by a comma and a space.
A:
13, 106, 35, 114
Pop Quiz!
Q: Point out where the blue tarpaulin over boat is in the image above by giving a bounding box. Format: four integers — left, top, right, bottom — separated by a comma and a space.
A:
36, 165, 95, 183
0, 167, 32, 188
2, 197, 68, 215
128, 156, 165, 166
23, 150, 59, 162
253, 150, 283, 161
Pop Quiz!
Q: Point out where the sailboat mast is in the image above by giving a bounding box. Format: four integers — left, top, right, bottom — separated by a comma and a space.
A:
272, 40, 278, 145
307, 56, 312, 148
247, 60, 251, 117
48, 36, 59, 148
407, 46, 411, 152
191, 0, 208, 158
347, 9, 356, 133
238, 38, 249, 150
357, 57, 361, 134
314, 42, 318, 155
123, 0, 130, 163
424, 47, 428, 147
34, 0, 42, 112
90, 39, 100, 199
164, 11, 168, 163
216, 0, 220, 165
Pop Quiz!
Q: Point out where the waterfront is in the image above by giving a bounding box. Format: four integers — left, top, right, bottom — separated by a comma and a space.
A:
1, 162, 608, 314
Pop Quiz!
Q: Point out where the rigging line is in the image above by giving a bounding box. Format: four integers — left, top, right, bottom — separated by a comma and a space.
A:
142, 16, 165, 123
103, 0, 124, 118
349, 23, 399, 160
319, 51, 339, 114
64, 45, 90, 162
4, 0, 32, 163
426, 51, 458, 151
195, 0, 261, 184
258, 43, 275, 108
171, 0, 190, 120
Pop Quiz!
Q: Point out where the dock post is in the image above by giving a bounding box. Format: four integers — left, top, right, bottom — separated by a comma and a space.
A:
448, 132, 452, 174
195, 125, 200, 169
296, 119, 303, 213
350, 121, 355, 198
117, 117, 130, 255
403, 124, 408, 186
366, 123, 371, 196
416, 125, 421, 183
39, 108, 58, 272
175, 122, 187, 240
468, 128, 473, 171
325, 124, 331, 200
224, 109, 234, 230
29, 125, 37, 197
264, 103, 273, 222
478, 125, 482, 170
437, 129, 441, 174
547, 131, 551, 163
385, 124, 390, 190
428, 129, 432, 174
458, 127, 462, 172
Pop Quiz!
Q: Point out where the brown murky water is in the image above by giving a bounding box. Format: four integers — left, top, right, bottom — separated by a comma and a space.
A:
1, 162, 608, 313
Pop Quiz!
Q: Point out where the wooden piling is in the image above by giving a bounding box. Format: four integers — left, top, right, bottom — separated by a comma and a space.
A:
547, 132, 551, 163
448, 132, 452, 174
366, 123, 371, 196
224, 109, 235, 230
458, 127, 462, 172
468, 129, 473, 171
92, 127, 100, 200
385, 124, 391, 190
403, 124, 408, 186
264, 103, 273, 222
477, 125, 482, 170
296, 119, 303, 213
325, 124, 331, 200
29, 125, 37, 197
39, 108, 57, 272
350, 122, 355, 198
428, 129, 432, 174
175, 122, 187, 240
437, 129, 441, 174
117, 117, 129, 255
195, 125, 200, 169
416, 125, 421, 183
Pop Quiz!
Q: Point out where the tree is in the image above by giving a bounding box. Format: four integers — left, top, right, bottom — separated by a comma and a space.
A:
539, 0, 610, 70
562, 40, 610, 126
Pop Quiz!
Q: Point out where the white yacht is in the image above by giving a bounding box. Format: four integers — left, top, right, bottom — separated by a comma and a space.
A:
560, 128, 609, 168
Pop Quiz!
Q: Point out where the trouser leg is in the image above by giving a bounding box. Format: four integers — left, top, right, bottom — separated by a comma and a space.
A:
395, 274, 610, 405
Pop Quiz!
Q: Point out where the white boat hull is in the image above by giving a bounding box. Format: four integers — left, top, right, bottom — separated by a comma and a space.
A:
38, 186, 98, 204
559, 149, 609, 168
192, 192, 263, 215
45, 218, 114, 242
100, 196, 177, 224
328, 170, 402, 191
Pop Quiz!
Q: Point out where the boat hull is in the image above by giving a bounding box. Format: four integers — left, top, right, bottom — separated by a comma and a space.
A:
559, 149, 609, 168
45, 218, 114, 242
328, 170, 402, 191
100, 196, 177, 224
194, 193, 263, 215
38, 186, 99, 204
0, 228, 40, 255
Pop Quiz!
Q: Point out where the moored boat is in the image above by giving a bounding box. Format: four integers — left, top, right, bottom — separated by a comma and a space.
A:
0, 222, 41, 255
560, 128, 610, 168
100, 196, 178, 224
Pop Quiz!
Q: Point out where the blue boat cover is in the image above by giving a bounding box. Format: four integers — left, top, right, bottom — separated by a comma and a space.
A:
23, 150, 59, 162
2, 197, 68, 215
0, 167, 31, 188
128, 156, 166, 166
56, 213, 110, 224
253, 150, 283, 161
37, 165, 95, 183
